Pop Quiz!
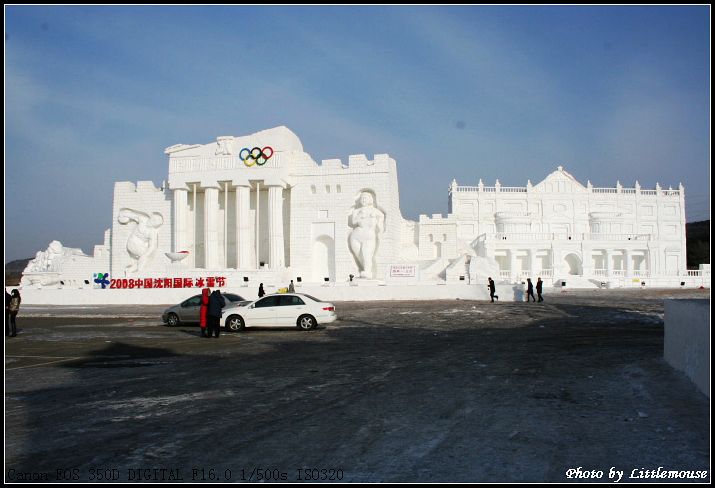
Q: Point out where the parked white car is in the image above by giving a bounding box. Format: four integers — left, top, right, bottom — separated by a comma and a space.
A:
222, 293, 337, 332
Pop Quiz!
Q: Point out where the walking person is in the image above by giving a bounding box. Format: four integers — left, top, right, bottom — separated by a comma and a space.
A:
199, 287, 210, 337
258, 283, 265, 298
7, 289, 21, 337
536, 277, 544, 302
526, 278, 536, 302
207, 289, 226, 338
488, 277, 499, 303
288, 280, 295, 293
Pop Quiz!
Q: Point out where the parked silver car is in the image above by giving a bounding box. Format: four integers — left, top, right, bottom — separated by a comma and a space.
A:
162, 293, 248, 326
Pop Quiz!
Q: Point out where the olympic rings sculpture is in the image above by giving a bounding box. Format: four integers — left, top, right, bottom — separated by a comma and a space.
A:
239, 146, 274, 167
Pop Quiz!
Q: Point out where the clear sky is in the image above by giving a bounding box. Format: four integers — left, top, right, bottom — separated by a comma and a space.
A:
4, 5, 711, 262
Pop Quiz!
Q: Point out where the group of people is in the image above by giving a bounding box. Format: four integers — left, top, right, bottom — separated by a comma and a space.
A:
199, 288, 225, 338
5, 289, 21, 337
487, 277, 544, 303
7, 274, 545, 341
197, 280, 296, 339
525, 277, 545, 302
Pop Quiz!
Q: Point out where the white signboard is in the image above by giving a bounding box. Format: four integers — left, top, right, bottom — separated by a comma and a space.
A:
389, 264, 417, 278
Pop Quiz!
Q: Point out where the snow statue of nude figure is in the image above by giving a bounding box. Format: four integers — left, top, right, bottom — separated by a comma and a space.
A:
117, 208, 164, 273
348, 191, 385, 279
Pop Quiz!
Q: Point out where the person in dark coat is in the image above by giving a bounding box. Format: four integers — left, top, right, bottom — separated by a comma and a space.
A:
207, 289, 226, 338
258, 283, 265, 298
288, 280, 295, 293
526, 278, 536, 302
199, 288, 210, 337
6, 290, 12, 337
7, 289, 21, 337
488, 277, 498, 303
536, 277, 544, 302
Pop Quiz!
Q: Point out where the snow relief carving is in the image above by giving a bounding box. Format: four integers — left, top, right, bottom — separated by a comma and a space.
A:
348, 191, 385, 279
468, 234, 501, 282
215, 136, 235, 155
23, 241, 88, 273
117, 208, 164, 273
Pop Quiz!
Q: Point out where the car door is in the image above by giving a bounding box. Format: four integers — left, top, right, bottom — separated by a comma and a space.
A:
276, 295, 308, 326
245, 296, 281, 326
179, 295, 202, 322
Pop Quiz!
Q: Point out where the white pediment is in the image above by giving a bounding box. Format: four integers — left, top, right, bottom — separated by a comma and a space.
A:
164, 144, 201, 155
166, 126, 304, 158
532, 166, 587, 193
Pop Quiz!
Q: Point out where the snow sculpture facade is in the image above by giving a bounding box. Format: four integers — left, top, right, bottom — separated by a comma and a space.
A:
20, 127, 700, 298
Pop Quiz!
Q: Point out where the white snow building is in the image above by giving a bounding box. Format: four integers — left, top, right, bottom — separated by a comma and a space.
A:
20, 126, 708, 303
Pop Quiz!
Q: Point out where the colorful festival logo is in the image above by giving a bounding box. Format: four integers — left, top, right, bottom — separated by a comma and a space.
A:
93, 272, 110, 289
239, 146, 274, 167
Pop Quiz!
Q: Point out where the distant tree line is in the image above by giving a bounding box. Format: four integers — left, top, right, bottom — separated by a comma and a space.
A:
686, 220, 710, 269
4, 258, 30, 286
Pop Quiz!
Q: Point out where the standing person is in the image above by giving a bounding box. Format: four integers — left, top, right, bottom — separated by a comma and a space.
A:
258, 283, 265, 298
488, 277, 499, 303
288, 280, 295, 293
207, 290, 226, 338
7, 289, 21, 337
6, 290, 12, 337
536, 277, 544, 302
199, 287, 210, 337
526, 278, 536, 302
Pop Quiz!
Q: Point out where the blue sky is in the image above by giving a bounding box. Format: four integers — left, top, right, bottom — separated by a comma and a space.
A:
5, 6, 710, 262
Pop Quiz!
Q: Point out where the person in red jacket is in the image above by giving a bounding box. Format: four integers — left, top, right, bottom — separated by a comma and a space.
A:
200, 288, 210, 338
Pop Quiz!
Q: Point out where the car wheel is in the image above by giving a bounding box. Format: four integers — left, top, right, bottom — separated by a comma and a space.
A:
226, 315, 245, 332
167, 313, 180, 327
297, 314, 317, 330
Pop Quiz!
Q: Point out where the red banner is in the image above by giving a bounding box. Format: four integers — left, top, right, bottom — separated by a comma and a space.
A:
108, 277, 227, 289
